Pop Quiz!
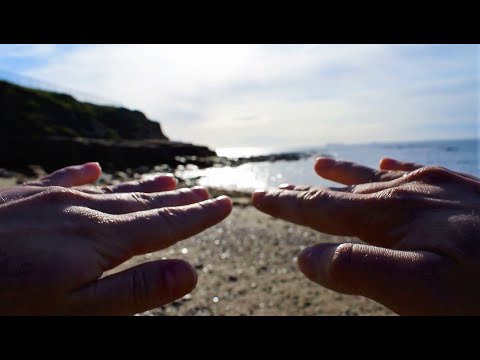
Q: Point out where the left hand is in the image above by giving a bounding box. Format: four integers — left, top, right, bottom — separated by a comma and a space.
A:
0, 162, 232, 315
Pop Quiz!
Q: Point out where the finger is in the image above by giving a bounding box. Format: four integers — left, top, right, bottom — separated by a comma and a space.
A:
105, 196, 232, 256
278, 183, 351, 193
298, 243, 453, 315
279, 184, 316, 191
381, 159, 480, 183
69, 259, 196, 315
0, 185, 47, 204
76, 186, 210, 214
77, 174, 178, 194
252, 188, 399, 239
107, 174, 178, 193
379, 158, 424, 172
24, 162, 102, 187
278, 183, 297, 190
314, 157, 406, 185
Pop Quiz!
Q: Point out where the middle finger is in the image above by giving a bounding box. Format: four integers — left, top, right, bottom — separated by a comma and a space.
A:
72, 187, 210, 214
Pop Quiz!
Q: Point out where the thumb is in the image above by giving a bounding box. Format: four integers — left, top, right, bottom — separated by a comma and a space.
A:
298, 243, 451, 315
69, 259, 197, 315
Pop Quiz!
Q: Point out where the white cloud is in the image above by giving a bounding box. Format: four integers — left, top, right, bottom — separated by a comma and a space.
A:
20, 44, 478, 149
0, 44, 58, 58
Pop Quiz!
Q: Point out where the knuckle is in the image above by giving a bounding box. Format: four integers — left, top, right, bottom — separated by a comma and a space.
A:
347, 184, 358, 193
158, 207, 183, 245
66, 205, 114, 224
375, 170, 394, 181
375, 187, 410, 201
39, 187, 82, 203
422, 165, 448, 176
130, 192, 151, 206
409, 166, 449, 182
375, 170, 403, 182
294, 185, 311, 191
328, 243, 354, 284
101, 186, 115, 194
300, 189, 326, 202
59, 206, 116, 240
178, 188, 194, 201
132, 268, 151, 309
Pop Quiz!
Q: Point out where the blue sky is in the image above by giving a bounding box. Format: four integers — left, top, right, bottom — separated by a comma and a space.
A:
0, 44, 478, 148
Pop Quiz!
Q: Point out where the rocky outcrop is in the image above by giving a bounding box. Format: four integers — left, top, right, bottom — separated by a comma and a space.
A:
0, 136, 217, 174
0, 80, 167, 141
0, 80, 220, 174
0, 80, 312, 176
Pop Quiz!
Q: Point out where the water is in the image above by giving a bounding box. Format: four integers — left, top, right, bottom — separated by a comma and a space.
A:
178, 139, 479, 191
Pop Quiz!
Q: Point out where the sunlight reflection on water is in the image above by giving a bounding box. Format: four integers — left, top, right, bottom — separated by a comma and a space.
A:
177, 156, 340, 190
178, 140, 478, 191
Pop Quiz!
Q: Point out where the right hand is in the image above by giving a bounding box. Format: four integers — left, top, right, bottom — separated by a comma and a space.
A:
252, 157, 480, 315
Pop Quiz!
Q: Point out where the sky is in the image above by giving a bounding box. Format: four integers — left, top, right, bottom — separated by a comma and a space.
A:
0, 44, 478, 149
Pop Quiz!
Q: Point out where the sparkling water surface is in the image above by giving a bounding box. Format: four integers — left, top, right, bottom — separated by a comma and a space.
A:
178, 139, 479, 191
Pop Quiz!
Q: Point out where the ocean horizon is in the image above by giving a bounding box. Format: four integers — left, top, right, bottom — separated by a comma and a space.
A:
178, 138, 479, 191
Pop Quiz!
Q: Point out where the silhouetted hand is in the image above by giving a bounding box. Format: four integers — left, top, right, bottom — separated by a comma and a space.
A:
252, 157, 480, 315
0, 162, 232, 315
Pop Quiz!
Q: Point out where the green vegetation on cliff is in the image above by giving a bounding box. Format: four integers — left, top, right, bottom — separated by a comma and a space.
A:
0, 80, 168, 140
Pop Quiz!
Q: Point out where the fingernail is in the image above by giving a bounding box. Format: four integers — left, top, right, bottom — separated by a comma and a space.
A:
215, 195, 231, 202
84, 162, 102, 172
252, 189, 267, 205
278, 183, 293, 189
153, 173, 177, 183
298, 244, 337, 284
212, 195, 233, 208
191, 186, 209, 197
315, 157, 336, 168
381, 158, 397, 164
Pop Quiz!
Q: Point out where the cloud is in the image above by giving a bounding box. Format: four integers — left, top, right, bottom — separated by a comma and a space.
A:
17, 44, 479, 148
0, 44, 58, 58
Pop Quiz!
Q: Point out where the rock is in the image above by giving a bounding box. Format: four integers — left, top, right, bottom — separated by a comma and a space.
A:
114, 171, 129, 181
0, 168, 16, 178
0, 80, 168, 141
0, 136, 217, 174
0, 80, 220, 174
136, 165, 150, 174
154, 165, 171, 172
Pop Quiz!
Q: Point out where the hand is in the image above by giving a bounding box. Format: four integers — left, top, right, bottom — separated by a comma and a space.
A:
0, 162, 232, 315
252, 157, 480, 315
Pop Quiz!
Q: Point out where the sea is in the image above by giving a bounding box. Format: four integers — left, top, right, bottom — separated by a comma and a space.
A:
177, 139, 479, 191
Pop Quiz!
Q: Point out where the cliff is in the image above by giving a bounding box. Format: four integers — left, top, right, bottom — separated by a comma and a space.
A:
0, 80, 168, 141
0, 80, 218, 173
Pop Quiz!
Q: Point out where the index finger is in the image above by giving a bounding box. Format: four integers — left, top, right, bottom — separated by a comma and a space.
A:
252, 188, 409, 245
99, 196, 232, 259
